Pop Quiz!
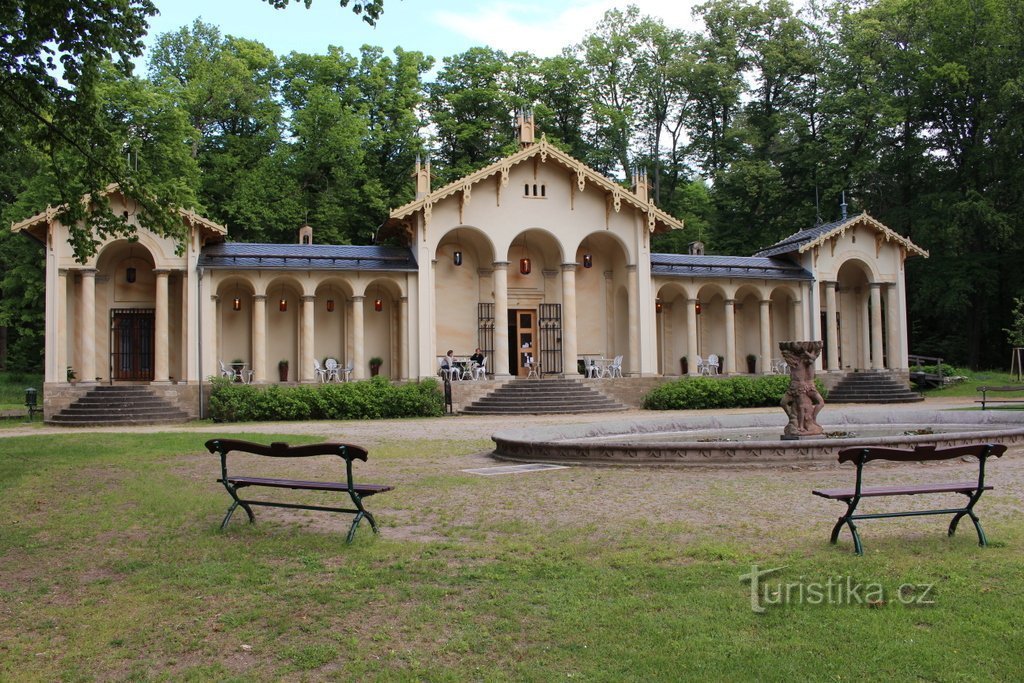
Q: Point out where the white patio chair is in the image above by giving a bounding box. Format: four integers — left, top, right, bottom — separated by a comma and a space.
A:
324, 358, 340, 382
608, 354, 624, 378
586, 359, 600, 378
218, 360, 233, 379
695, 355, 707, 375
339, 360, 354, 382
472, 356, 488, 380
525, 355, 541, 379
707, 354, 720, 375
313, 358, 328, 383
438, 357, 460, 381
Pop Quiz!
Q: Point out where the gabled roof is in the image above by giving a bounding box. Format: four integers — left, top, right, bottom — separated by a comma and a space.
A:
389, 138, 684, 233
199, 243, 417, 272
651, 253, 813, 281
754, 212, 928, 258
10, 183, 226, 237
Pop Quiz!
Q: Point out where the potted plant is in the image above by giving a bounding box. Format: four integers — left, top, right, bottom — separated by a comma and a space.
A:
278, 359, 289, 382
680, 356, 688, 375
746, 353, 757, 374
369, 356, 383, 377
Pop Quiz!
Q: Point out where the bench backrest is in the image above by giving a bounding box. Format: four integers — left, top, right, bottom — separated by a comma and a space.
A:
205, 438, 369, 462
836, 443, 1006, 465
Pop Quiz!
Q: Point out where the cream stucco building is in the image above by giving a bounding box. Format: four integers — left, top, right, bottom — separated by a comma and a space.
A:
13, 116, 927, 419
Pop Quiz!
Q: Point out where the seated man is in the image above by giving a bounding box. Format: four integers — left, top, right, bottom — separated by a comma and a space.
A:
470, 348, 484, 365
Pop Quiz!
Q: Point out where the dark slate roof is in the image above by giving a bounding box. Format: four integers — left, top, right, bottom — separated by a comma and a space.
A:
753, 218, 847, 258
199, 243, 418, 271
650, 253, 813, 281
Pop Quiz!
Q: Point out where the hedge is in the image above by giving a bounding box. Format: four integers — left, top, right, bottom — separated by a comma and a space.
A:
208, 376, 445, 422
642, 374, 827, 410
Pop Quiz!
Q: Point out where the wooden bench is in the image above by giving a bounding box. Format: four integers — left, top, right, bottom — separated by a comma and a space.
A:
976, 385, 1024, 410
812, 443, 1006, 555
205, 438, 393, 543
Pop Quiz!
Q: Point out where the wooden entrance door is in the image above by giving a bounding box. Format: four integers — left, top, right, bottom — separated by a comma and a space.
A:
508, 309, 537, 377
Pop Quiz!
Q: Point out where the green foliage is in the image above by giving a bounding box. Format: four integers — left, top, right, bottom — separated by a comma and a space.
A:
1003, 296, 1024, 348
208, 376, 443, 422
642, 375, 826, 410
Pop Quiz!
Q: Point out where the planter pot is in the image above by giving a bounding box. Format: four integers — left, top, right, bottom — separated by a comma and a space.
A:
232, 364, 244, 382
370, 365, 381, 377
746, 358, 756, 374
278, 366, 288, 382
681, 357, 688, 375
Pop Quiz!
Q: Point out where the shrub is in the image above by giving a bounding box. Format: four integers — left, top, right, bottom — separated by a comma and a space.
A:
642, 375, 827, 410
209, 376, 444, 422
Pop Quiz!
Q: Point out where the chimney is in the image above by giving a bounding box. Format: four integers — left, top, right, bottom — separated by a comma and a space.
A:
299, 224, 313, 245
414, 154, 431, 199
688, 240, 705, 255
517, 109, 535, 148
840, 191, 848, 221
632, 168, 650, 202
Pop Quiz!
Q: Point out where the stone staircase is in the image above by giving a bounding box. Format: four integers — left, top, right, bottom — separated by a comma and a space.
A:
461, 378, 627, 415
825, 371, 924, 404
48, 385, 190, 426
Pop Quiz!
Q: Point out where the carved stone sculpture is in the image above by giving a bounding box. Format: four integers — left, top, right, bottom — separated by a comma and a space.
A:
779, 340, 825, 439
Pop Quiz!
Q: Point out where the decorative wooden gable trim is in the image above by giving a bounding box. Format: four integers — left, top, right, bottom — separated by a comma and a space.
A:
389, 138, 684, 233
798, 212, 928, 258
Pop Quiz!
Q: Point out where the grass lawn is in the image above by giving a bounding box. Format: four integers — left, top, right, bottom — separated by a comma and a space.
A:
0, 371, 42, 412
1, 430, 1023, 680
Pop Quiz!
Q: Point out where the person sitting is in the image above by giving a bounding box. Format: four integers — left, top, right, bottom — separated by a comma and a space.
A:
470, 348, 484, 365
441, 349, 461, 380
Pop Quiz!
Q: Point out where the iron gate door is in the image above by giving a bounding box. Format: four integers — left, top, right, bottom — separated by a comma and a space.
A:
477, 303, 495, 364
539, 303, 562, 375
110, 308, 155, 381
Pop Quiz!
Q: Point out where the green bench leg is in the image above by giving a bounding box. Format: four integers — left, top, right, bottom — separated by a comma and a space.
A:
220, 488, 256, 530
948, 491, 988, 546
830, 497, 865, 555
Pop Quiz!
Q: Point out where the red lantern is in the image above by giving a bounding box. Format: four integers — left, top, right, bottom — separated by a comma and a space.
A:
695, 301, 702, 315
374, 297, 383, 312
655, 299, 663, 313
279, 297, 287, 312
519, 257, 531, 275
232, 296, 241, 311
326, 299, 335, 312
583, 253, 593, 268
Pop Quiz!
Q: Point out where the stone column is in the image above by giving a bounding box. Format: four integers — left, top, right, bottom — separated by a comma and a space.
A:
686, 298, 699, 374
870, 283, 884, 370
825, 281, 839, 371
252, 294, 267, 383
759, 299, 772, 374
604, 271, 614, 356
80, 269, 97, 383
399, 296, 409, 379
791, 298, 804, 340
885, 284, 901, 370
301, 295, 315, 382
153, 269, 170, 382
493, 263, 510, 378
56, 269, 68, 381
352, 295, 365, 380
626, 264, 639, 375
724, 298, 736, 374
560, 263, 578, 378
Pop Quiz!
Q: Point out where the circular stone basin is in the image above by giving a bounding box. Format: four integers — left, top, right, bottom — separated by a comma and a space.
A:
491, 408, 1024, 467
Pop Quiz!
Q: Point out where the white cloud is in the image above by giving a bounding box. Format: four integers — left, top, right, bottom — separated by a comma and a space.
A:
433, 0, 705, 58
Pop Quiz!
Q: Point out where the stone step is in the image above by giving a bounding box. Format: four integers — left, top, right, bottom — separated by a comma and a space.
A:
49, 385, 189, 426
461, 378, 626, 415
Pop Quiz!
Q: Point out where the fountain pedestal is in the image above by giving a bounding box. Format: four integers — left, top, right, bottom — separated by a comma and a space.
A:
779, 340, 826, 440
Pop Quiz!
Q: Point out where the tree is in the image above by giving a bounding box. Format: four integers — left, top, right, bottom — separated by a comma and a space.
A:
262, 0, 385, 25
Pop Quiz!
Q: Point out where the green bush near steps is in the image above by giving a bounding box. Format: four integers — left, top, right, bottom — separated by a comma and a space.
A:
208, 375, 444, 422
642, 374, 827, 410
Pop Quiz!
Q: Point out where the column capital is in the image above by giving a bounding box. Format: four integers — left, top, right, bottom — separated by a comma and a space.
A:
79, 268, 97, 277
352, 295, 365, 303
560, 262, 577, 272
603, 270, 614, 279
210, 294, 220, 302
492, 260, 510, 270
626, 263, 638, 273
152, 268, 171, 276
58, 268, 69, 277
253, 294, 267, 302
301, 294, 316, 302
869, 281, 883, 290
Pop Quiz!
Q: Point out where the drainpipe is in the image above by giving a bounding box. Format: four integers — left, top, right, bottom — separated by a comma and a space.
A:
197, 265, 204, 419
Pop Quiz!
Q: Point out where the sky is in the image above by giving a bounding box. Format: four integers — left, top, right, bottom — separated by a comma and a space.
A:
141, 0, 707, 68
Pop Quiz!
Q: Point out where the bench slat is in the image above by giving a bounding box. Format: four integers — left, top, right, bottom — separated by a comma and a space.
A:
813, 481, 992, 500
221, 476, 393, 495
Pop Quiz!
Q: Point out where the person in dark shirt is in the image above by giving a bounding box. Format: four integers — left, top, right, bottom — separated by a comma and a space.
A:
470, 348, 484, 365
